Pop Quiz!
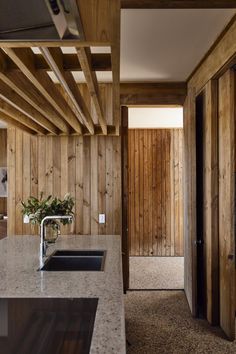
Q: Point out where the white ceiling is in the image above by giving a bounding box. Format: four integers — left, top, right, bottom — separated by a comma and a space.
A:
120, 9, 236, 82
0, 121, 7, 128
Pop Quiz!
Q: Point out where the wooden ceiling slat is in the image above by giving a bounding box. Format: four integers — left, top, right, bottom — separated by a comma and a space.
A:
6, 53, 112, 72
0, 100, 47, 134
0, 70, 70, 134
121, 0, 236, 8
0, 111, 36, 135
3, 47, 83, 134
0, 80, 59, 135
40, 47, 95, 135
76, 47, 107, 135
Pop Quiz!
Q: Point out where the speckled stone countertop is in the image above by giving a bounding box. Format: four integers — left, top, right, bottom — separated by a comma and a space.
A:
0, 234, 126, 354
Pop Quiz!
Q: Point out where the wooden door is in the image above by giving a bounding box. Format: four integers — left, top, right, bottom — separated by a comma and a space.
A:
218, 69, 235, 341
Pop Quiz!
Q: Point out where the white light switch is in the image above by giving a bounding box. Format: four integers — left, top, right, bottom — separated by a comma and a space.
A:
99, 214, 105, 224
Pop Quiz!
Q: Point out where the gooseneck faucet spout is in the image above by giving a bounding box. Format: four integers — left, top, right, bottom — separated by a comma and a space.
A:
40, 215, 73, 267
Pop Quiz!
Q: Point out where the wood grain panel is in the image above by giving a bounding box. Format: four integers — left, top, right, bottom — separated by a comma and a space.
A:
0, 129, 7, 214
183, 89, 197, 316
128, 129, 183, 256
7, 130, 121, 236
218, 69, 235, 341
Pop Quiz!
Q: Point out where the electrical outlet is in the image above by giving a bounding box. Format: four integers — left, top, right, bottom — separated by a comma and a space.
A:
99, 214, 105, 224
23, 215, 30, 224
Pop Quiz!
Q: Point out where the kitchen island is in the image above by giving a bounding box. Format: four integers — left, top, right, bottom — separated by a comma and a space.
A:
0, 234, 126, 354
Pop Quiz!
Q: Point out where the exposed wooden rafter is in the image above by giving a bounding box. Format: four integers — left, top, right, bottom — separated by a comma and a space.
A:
0, 111, 36, 135
0, 1, 120, 136
0, 99, 47, 135
120, 82, 187, 105
0, 80, 59, 135
76, 47, 107, 135
3, 47, 83, 134
39, 47, 95, 135
121, 0, 236, 8
7, 53, 112, 72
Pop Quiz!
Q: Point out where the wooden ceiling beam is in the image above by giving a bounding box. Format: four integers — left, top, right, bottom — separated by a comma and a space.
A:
120, 82, 187, 105
0, 80, 59, 135
3, 47, 83, 134
0, 70, 70, 134
0, 100, 47, 135
121, 1, 236, 8
0, 111, 36, 135
76, 47, 107, 135
39, 47, 94, 135
6, 53, 112, 72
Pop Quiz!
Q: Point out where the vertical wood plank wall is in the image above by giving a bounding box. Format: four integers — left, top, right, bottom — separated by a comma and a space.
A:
183, 89, 197, 315
128, 129, 183, 257
0, 129, 7, 214
7, 128, 121, 236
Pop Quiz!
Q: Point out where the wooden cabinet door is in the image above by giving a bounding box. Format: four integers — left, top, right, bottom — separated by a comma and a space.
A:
218, 69, 235, 341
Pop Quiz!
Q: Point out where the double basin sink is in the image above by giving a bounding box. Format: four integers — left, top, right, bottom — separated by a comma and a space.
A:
40, 250, 106, 271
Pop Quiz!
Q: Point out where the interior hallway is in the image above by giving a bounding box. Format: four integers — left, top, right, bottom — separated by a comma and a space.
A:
125, 291, 236, 354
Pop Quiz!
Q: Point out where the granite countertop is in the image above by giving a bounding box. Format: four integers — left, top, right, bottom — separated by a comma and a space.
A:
0, 234, 126, 354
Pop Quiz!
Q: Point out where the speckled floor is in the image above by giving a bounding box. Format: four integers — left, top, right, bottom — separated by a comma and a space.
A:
130, 257, 184, 289
125, 291, 236, 354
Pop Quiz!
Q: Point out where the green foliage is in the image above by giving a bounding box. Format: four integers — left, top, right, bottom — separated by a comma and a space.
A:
21, 192, 74, 227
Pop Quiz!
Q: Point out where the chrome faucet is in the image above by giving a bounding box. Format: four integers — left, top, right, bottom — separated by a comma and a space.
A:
40, 215, 73, 267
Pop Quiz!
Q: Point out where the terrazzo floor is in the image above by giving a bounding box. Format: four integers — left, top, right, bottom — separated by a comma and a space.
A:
125, 291, 236, 354
129, 257, 184, 290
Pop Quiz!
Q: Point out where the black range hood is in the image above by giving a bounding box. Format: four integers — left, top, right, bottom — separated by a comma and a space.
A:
0, 0, 83, 41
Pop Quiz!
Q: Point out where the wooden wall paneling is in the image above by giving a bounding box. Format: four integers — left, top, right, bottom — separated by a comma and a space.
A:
75, 136, 83, 235
45, 137, 53, 197
60, 136, 69, 235
30, 135, 38, 235
15, 130, 23, 235
148, 130, 153, 256
138, 130, 144, 255
121, 106, 129, 291
52, 137, 61, 198
22, 133, 31, 235
91, 136, 99, 234
203, 80, 219, 326
0, 129, 7, 215
83, 137, 91, 235
7, 127, 16, 236
161, 130, 166, 256
188, 16, 236, 94
183, 89, 197, 316
128, 129, 183, 257
156, 130, 162, 256
105, 138, 113, 234
143, 130, 149, 256
68, 137, 76, 234
174, 130, 180, 255
134, 130, 140, 255
98, 137, 106, 234
113, 137, 121, 234
178, 129, 184, 256
166, 130, 171, 256
218, 69, 235, 340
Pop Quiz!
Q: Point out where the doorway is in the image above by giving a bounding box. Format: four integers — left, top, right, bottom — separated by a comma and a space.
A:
126, 107, 184, 290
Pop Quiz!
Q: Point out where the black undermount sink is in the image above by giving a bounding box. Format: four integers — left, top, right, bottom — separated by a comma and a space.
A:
40, 250, 106, 271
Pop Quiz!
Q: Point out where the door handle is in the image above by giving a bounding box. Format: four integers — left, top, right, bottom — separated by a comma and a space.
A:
194, 240, 204, 245
228, 254, 234, 261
